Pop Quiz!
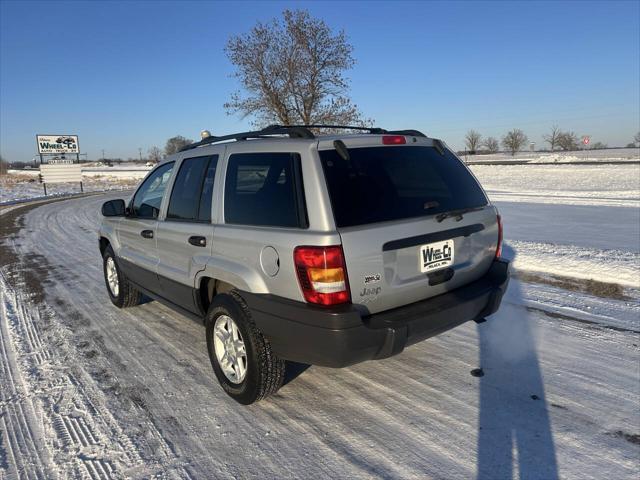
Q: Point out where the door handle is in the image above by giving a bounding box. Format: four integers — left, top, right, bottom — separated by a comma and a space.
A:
141, 230, 154, 239
188, 236, 207, 247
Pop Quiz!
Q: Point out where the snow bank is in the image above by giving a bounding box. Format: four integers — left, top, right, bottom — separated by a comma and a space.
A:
504, 240, 639, 288
528, 154, 582, 163
466, 147, 639, 163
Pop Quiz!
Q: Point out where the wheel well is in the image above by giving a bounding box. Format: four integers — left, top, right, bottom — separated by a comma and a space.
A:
199, 277, 234, 313
99, 237, 110, 255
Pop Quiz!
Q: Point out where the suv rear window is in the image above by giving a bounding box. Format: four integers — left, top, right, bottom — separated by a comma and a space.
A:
319, 146, 487, 228
224, 152, 307, 228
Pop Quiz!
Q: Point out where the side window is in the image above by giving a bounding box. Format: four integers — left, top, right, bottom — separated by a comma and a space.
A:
131, 162, 174, 219
224, 153, 307, 228
166, 155, 218, 222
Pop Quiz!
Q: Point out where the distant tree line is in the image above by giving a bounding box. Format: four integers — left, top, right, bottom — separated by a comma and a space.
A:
462, 127, 640, 155
464, 128, 529, 155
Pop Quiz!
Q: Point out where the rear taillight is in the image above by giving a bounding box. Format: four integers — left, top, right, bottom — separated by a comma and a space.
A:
382, 135, 406, 145
495, 214, 503, 259
294, 246, 351, 306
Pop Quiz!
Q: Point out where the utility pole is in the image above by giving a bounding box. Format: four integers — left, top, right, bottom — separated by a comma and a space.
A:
101, 149, 105, 161
138, 147, 142, 162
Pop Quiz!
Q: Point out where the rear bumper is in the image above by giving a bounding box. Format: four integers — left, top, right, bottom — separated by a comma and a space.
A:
242, 258, 510, 368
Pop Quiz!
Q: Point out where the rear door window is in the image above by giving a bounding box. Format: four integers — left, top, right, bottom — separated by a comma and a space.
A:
224, 153, 307, 228
319, 146, 487, 228
166, 155, 218, 222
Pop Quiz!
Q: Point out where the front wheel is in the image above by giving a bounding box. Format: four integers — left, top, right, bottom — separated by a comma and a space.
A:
205, 291, 284, 405
102, 245, 142, 308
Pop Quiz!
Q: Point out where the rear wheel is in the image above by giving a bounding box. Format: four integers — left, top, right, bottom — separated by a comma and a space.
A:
205, 291, 284, 404
102, 245, 142, 308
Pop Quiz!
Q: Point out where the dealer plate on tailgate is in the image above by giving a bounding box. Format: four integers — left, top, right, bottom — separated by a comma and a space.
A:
420, 240, 454, 273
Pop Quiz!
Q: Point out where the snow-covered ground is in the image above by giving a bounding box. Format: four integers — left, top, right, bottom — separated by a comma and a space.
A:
0, 173, 140, 205
470, 163, 640, 208
464, 147, 639, 163
81, 166, 151, 179
7, 164, 152, 179
0, 161, 638, 479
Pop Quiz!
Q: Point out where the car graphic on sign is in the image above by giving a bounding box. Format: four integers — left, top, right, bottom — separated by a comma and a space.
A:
56, 136, 76, 146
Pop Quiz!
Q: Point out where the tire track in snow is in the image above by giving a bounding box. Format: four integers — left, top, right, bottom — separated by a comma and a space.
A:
1, 199, 197, 479
0, 272, 52, 479
1, 271, 169, 480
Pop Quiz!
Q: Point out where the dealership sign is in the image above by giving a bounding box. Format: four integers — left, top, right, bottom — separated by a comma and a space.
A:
36, 135, 80, 154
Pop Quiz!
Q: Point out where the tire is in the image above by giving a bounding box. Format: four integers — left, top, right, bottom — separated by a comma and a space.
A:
205, 291, 285, 405
102, 245, 143, 308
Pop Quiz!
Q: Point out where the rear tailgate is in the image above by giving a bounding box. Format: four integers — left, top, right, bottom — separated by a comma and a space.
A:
339, 209, 499, 313
318, 140, 499, 314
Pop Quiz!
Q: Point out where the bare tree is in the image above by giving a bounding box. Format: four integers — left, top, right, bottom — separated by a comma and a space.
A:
634, 131, 640, 146
164, 136, 193, 156
543, 125, 561, 151
148, 146, 163, 163
464, 130, 482, 154
0, 155, 7, 175
556, 131, 579, 151
482, 137, 499, 153
224, 9, 370, 127
502, 129, 528, 156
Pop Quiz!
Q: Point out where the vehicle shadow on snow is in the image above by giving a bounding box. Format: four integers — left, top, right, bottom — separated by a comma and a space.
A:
476, 244, 559, 479
283, 361, 311, 385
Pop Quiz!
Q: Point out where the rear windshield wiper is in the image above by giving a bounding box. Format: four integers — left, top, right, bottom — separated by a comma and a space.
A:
436, 206, 484, 223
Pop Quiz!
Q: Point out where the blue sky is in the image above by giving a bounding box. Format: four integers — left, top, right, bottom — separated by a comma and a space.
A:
1, 0, 638, 161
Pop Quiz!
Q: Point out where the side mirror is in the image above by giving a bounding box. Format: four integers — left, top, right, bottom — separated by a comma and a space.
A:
101, 199, 126, 217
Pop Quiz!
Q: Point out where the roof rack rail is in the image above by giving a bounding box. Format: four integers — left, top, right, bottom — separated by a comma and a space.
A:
179, 124, 427, 152
270, 124, 427, 137
271, 124, 386, 134
180, 125, 315, 152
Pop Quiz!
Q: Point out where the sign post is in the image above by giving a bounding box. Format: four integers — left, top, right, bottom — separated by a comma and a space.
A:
582, 136, 590, 162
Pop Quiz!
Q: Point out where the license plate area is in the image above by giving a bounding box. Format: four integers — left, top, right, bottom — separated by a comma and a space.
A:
420, 239, 454, 273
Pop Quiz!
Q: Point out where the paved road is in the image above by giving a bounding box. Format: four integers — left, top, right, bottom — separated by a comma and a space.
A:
496, 201, 640, 252
0, 194, 638, 479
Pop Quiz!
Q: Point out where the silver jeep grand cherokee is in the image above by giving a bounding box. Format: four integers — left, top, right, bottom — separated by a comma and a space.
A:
99, 125, 509, 404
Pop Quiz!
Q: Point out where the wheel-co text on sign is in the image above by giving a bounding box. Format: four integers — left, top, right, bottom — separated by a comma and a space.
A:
36, 135, 80, 154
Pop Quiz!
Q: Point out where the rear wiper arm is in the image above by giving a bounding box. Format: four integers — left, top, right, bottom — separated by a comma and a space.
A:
436, 207, 483, 223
